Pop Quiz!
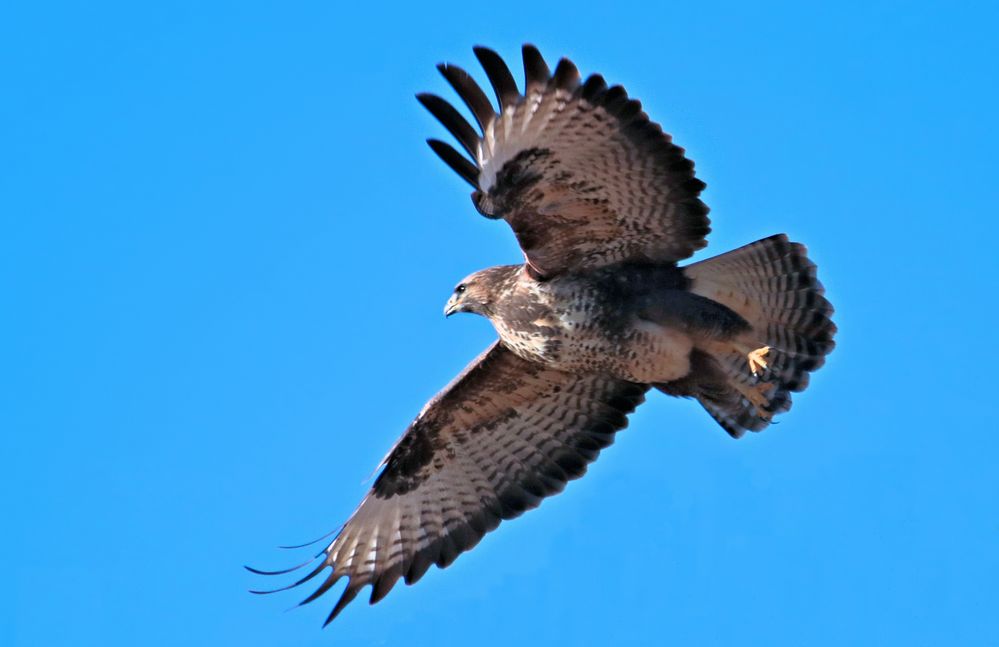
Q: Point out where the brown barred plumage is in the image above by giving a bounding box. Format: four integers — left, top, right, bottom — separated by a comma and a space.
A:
251, 45, 836, 624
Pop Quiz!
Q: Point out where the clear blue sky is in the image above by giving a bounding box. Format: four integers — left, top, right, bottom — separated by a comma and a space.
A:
3, 1, 997, 645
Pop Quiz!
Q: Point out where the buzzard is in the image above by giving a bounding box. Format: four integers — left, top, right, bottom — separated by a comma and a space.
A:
250, 44, 835, 625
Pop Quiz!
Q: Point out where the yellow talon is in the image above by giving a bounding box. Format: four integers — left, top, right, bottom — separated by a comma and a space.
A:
747, 346, 770, 376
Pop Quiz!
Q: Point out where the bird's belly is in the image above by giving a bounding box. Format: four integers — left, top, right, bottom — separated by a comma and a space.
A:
614, 320, 693, 383
496, 315, 692, 384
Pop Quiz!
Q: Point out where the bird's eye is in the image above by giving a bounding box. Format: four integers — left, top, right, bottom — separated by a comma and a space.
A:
455, 284, 466, 294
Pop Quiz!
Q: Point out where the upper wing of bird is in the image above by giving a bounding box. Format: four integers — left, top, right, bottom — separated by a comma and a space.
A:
253, 342, 647, 624
419, 44, 710, 279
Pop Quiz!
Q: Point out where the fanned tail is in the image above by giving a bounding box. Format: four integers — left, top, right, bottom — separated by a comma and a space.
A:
672, 234, 836, 437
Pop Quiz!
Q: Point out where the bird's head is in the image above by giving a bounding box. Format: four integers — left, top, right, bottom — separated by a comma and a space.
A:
444, 269, 500, 318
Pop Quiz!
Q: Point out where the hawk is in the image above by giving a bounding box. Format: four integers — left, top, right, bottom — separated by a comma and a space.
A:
250, 44, 835, 625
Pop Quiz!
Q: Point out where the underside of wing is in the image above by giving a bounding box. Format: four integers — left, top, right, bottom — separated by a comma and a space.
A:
253, 342, 648, 624
420, 44, 711, 279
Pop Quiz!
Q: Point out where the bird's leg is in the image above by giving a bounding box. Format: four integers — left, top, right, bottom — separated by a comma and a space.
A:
733, 342, 771, 376
747, 346, 770, 376
730, 341, 775, 418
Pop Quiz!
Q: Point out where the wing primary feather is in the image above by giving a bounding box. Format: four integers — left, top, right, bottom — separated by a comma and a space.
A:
324, 583, 364, 626
581, 74, 608, 101
369, 563, 404, 604
437, 63, 494, 132
243, 555, 318, 576
473, 46, 520, 109
435, 531, 460, 568
298, 570, 343, 606
426, 139, 479, 187
551, 57, 580, 91
615, 98, 643, 123
600, 85, 628, 112
416, 93, 480, 159
276, 525, 341, 550
522, 44, 551, 92
248, 561, 329, 595
405, 544, 436, 585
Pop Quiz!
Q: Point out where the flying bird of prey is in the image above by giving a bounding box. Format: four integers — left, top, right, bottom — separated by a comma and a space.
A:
250, 44, 835, 625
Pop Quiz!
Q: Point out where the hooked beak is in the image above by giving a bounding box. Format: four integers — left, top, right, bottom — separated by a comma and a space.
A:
444, 294, 460, 318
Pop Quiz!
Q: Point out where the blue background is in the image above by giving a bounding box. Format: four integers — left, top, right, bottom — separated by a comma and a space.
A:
4, 1, 997, 645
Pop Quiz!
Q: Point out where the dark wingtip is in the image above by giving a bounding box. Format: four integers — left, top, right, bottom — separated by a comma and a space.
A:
522, 43, 551, 92
417, 92, 481, 159
276, 526, 340, 550
322, 584, 363, 627
297, 571, 342, 608
552, 57, 580, 91
244, 556, 316, 576
471, 44, 496, 58
427, 138, 479, 187
248, 561, 329, 595
436, 60, 495, 132
249, 585, 291, 595
473, 46, 520, 109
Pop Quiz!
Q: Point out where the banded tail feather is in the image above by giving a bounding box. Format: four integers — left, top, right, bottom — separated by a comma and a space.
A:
676, 235, 836, 437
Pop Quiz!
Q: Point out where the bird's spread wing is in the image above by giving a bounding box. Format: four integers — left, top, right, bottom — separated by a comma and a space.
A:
420, 45, 710, 279
260, 342, 647, 624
